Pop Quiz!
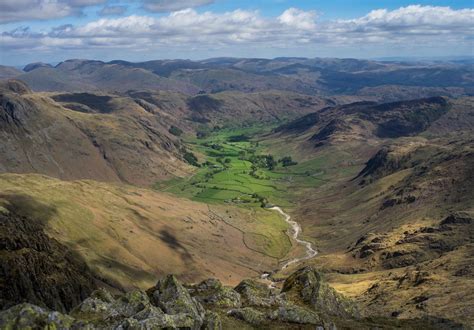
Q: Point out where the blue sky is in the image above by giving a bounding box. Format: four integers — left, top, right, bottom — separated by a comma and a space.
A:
1, 1, 473, 66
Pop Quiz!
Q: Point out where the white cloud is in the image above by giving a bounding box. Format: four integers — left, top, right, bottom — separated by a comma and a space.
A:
1, 6, 473, 54
142, 0, 214, 13
0, 0, 74, 23
0, 0, 108, 23
278, 8, 317, 30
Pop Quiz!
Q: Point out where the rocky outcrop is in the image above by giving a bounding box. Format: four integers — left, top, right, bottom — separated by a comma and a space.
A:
310, 118, 351, 143
0, 266, 362, 329
356, 146, 409, 181
187, 278, 241, 308
1, 265, 462, 329
0, 202, 98, 313
281, 266, 360, 319
147, 274, 206, 329
0, 80, 31, 95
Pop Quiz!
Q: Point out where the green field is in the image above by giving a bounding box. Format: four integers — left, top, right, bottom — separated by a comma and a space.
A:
153, 127, 344, 208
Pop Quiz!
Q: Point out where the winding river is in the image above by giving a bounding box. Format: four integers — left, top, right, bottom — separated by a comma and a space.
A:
270, 206, 318, 269
261, 206, 317, 286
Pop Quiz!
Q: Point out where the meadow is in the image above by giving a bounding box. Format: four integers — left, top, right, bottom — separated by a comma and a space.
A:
154, 126, 340, 208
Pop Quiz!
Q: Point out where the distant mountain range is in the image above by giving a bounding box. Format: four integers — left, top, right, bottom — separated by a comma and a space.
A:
0, 57, 472, 98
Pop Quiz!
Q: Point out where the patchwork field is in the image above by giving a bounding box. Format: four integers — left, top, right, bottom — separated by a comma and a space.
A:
154, 127, 357, 209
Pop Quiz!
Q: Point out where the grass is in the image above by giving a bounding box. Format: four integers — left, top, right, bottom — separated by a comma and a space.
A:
154, 126, 341, 208
0, 173, 294, 288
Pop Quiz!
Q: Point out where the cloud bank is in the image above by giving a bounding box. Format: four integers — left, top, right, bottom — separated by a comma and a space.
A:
1, 5, 472, 58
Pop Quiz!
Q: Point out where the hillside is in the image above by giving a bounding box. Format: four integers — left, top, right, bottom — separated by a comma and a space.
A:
127, 89, 338, 127
273, 97, 454, 149
0, 80, 193, 186
265, 97, 474, 325
0, 66, 22, 80
0, 173, 294, 291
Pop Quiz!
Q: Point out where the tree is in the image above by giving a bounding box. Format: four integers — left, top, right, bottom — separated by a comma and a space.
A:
279, 156, 298, 167
168, 125, 183, 137
183, 151, 199, 166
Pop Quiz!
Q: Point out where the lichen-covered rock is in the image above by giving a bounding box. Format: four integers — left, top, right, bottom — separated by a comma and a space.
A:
227, 307, 266, 325
269, 305, 322, 325
71, 295, 112, 321
234, 279, 277, 307
147, 274, 205, 329
281, 266, 360, 318
189, 278, 241, 308
203, 310, 222, 330
112, 290, 152, 319
118, 306, 195, 329
0, 303, 77, 329
72, 289, 152, 326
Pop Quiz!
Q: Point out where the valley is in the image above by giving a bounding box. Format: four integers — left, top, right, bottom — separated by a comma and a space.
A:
0, 56, 473, 329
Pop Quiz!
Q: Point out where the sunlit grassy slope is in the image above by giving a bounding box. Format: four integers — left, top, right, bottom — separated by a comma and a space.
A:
0, 173, 292, 289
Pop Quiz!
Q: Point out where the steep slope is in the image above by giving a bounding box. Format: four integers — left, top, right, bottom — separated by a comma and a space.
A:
274, 97, 452, 148
0, 200, 98, 313
0, 173, 291, 290
0, 81, 192, 186
300, 136, 474, 324
128, 90, 340, 128
261, 95, 474, 325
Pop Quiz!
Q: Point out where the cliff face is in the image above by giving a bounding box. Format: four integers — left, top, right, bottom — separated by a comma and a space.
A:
0, 195, 99, 313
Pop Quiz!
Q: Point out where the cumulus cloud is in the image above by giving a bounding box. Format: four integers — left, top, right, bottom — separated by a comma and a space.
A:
142, 0, 214, 13
0, 0, 107, 23
278, 8, 317, 30
1, 6, 472, 54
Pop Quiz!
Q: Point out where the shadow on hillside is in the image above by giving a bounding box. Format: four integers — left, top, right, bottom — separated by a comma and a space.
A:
0, 193, 100, 312
0, 193, 58, 225
159, 228, 193, 262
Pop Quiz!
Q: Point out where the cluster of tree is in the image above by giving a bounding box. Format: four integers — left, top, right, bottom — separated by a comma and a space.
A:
228, 134, 250, 142
216, 157, 232, 168
278, 156, 298, 167
252, 193, 269, 208
249, 154, 277, 170
196, 125, 223, 139
183, 151, 199, 167
168, 125, 183, 137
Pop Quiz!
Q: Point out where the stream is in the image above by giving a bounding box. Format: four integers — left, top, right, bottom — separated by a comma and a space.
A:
260, 206, 318, 287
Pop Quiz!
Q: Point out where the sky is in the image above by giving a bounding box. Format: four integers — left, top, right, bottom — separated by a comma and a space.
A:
0, 0, 473, 66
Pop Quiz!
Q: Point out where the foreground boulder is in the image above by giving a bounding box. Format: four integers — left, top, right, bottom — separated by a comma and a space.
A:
187, 278, 241, 308
0, 303, 77, 329
147, 274, 205, 329
282, 266, 360, 319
